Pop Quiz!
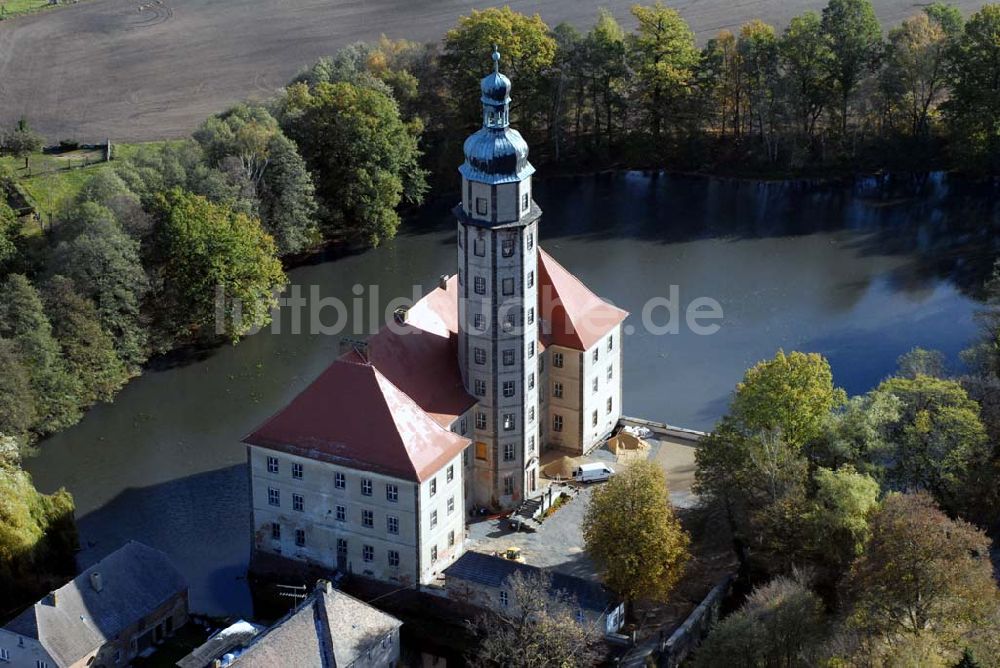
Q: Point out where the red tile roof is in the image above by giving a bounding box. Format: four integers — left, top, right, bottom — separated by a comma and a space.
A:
244, 358, 469, 482
538, 249, 629, 350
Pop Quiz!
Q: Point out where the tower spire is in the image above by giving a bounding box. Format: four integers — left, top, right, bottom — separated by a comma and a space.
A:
492, 44, 500, 73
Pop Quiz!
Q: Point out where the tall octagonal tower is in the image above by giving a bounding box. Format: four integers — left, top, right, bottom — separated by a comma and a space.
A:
456, 48, 540, 509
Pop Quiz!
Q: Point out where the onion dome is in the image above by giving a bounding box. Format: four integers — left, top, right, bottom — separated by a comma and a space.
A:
459, 47, 535, 185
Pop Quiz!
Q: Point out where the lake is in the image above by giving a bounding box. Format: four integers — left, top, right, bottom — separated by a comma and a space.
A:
25, 171, 998, 616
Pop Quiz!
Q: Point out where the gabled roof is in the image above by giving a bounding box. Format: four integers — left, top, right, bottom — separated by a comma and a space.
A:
3, 541, 186, 667
244, 358, 469, 482
445, 551, 618, 615
538, 248, 628, 351
231, 582, 401, 667
362, 276, 476, 428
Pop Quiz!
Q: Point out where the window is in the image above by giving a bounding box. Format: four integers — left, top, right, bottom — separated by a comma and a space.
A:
476, 441, 488, 460
553, 382, 563, 399
502, 238, 515, 257
448, 529, 456, 546
447, 465, 454, 483
461, 418, 468, 434
336, 505, 346, 522
500, 590, 509, 606
114, 650, 121, 665
266, 456, 278, 474
388, 549, 400, 567
592, 377, 599, 394
527, 271, 534, 288
503, 380, 515, 397
334, 472, 346, 489
522, 193, 530, 211
474, 379, 486, 397
0, 649, 9, 661
271, 522, 281, 540
607, 397, 613, 414
528, 406, 535, 423
457, 227, 463, 248
361, 478, 372, 496
608, 335, 614, 352
430, 510, 438, 528
464, 447, 470, 466
527, 308, 534, 325
387, 515, 399, 534
475, 198, 488, 215
502, 277, 514, 295
363, 544, 374, 562
528, 341, 535, 358
447, 496, 455, 514
527, 232, 533, 251
475, 412, 487, 430
529, 435, 536, 452
503, 349, 515, 366
503, 413, 515, 431
553, 414, 563, 432
291, 462, 303, 479
292, 493, 303, 512
592, 410, 598, 427
593, 348, 600, 363
430, 478, 437, 496
504, 312, 517, 330
362, 509, 374, 528
553, 352, 563, 368
474, 313, 485, 330
607, 365, 613, 381
474, 237, 485, 256
474, 276, 486, 295
37, 661, 50, 668
431, 545, 438, 562
267, 487, 280, 507
528, 373, 535, 390
295, 529, 305, 547
337, 538, 348, 557
474, 347, 486, 365
503, 474, 514, 495
386, 484, 398, 502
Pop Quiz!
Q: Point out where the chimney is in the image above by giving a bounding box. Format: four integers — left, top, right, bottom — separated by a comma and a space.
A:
439, 275, 448, 290
47, 592, 58, 607
316, 579, 333, 595
90, 572, 103, 593
393, 306, 409, 325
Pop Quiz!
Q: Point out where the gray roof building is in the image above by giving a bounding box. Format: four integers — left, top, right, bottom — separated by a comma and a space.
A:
230, 581, 402, 668
1, 541, 188, 668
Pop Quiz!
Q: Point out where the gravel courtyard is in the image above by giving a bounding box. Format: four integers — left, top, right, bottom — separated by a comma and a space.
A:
0, 0, 984, 142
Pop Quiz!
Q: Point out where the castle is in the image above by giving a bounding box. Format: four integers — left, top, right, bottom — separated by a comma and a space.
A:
245, 49, 627, 585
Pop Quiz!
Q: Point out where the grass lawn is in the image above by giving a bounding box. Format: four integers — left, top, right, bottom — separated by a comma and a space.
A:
0, 0, 69, 20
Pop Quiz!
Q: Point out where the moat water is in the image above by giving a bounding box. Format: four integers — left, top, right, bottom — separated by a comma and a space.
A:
25, 171, 1000, 616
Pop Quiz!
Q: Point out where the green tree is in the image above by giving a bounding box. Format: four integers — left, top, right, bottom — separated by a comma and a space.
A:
780, 12, 834, 139
629, 2, 700, 141
946, 4, 1000, 171
50, 202, 149, 371
0, 443, 77, 619
896, 346, 947, 378
0, 340, 36, 440
845, 492, 1000, 664
806, 465, 880, 579
586, 10, 629, 150
3, 117, 43, 170
440, 6, 557, 133
882, 13, 951, 138
738, 20, 781, 160
821, 0, 883, 136
728, 350, 846, 448
282, 81, 427, 246
0, 274, 82, 435
583, 461, 690, 607
0, 193, 18, 269
876, 374, 991, 516
808, 390, 900, 471
694, 574, 827, 668
256, 133, 319, 255
42, 276, 128, 405
152, 190, 285, 342
115, 140, 246, 210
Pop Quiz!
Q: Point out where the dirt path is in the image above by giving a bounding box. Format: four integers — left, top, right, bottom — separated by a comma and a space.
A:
0, 0, 987, 142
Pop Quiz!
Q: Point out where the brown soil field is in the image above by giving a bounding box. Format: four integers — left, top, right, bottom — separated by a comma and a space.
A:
0, 0, 986, 142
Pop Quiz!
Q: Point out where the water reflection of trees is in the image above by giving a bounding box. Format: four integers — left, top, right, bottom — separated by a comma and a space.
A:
533, 172, 1000, 299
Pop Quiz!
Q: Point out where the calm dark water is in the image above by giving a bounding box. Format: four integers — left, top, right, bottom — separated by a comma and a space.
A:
24, 172, 999, 616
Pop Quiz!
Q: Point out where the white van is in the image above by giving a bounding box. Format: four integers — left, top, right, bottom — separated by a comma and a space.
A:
572, 462, 615, 483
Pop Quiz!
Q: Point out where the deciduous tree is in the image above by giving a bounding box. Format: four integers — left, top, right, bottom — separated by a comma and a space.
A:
583, 460, 690, 606
821, 0, 883, 136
